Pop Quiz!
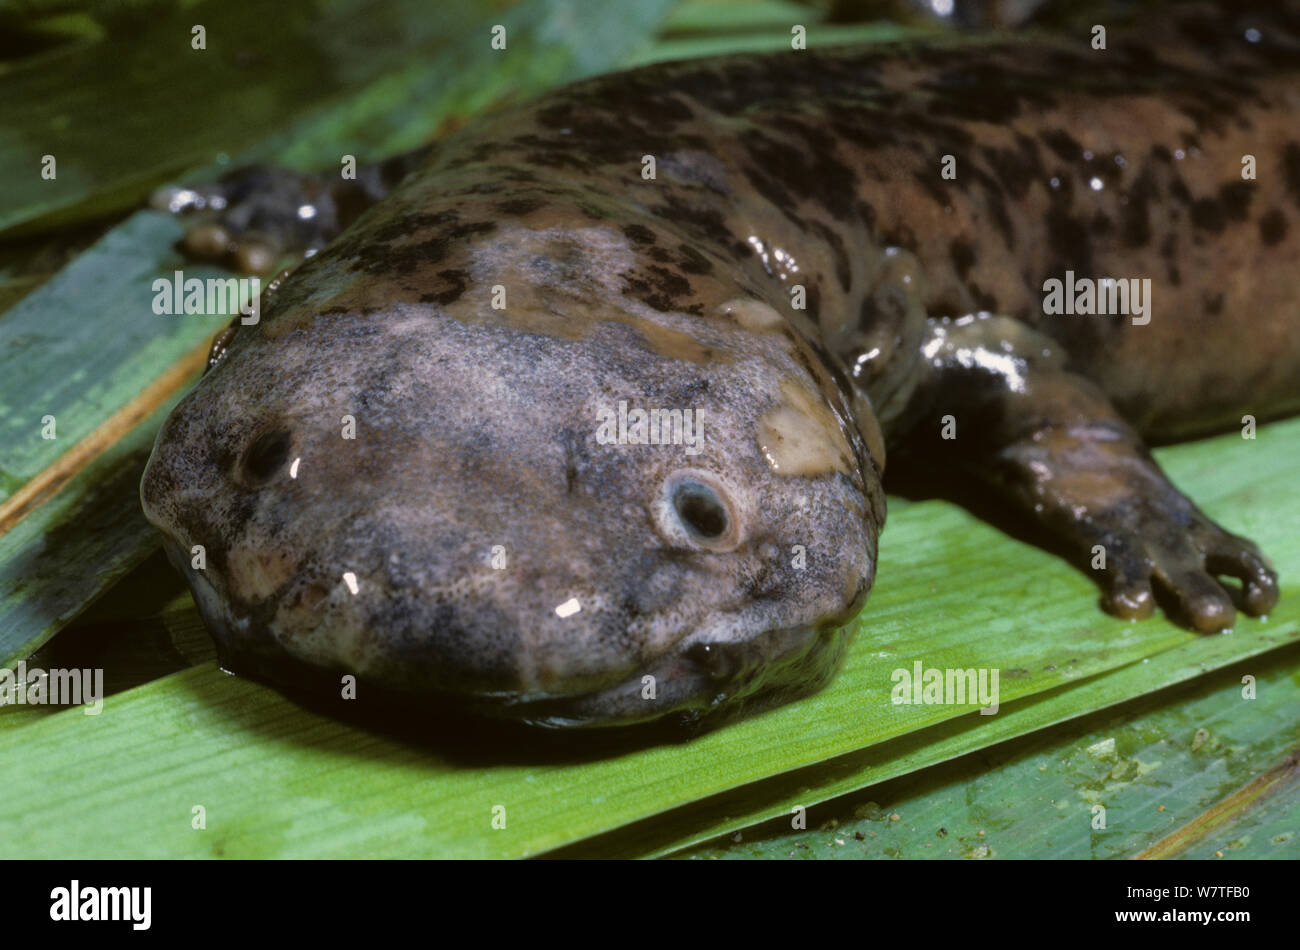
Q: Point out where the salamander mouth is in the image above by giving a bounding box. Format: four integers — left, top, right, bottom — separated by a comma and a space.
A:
463, 621, 854, 729
216, 617, 851, 731
180, 582, 853, 731
156, 535, 864, 731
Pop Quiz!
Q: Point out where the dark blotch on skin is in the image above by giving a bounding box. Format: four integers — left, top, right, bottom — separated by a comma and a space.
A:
535, 102, 577, 127
1047, 179, 1094, 281
623, 224, 656, 245
1041, 129, 1083, 162
912, 169, 951, 210
980, 144, 1035, 200
654, 193, 735, 249
1166, 170, 1191, 205
348, 219, 499, 278
621, 264, 695, 313
739, 122, 860, 224
920, 60, 1046, 123
1122, 168, 1156, 247
857, 293, 878, 332
1283, 142, 1300, 207
676, 243, 714, 275
420, 269, 469, 306
968, 282, 997, 312
449, 221, 497, 240
803, 281, 821, 318
967, 164, 1016, 249
1160, 233, 1181, 285
1218, 181, 1254, 222
1190, 196, 1226, 232
368, 210, 458, 245
808, 220, 852, 289
1259, 209, 1288, 245
950, 237, 976, 281
881, 225, 918, 253
495, 197, 545, 216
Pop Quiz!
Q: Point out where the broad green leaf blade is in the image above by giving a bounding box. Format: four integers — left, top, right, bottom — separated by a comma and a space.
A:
1137, 741, 1300, 860
0, 550, 208, 731
0, 0, 647, 235
566, 617, 1300, 858
2, 419, 1296, 858
0, 212, 223, 498
660, 0, 813, 34
0, 220, 109, 314
0, 211, 226, 667
677, 646, 1300, 859
629, 18, 925, 65
0, 398, 187, 670
3, 0, 337, 233
0, 0, 677, 236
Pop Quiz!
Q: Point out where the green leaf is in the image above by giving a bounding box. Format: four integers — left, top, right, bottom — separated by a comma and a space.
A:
676, 646, 1300, 859
0, 212, 221, 500
0, 0, 677, 236
0, 212, 220, 668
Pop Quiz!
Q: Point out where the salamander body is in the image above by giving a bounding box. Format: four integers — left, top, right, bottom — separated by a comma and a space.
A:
141, 2, 1300, 727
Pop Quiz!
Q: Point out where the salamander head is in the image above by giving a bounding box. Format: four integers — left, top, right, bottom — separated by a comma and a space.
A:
140, 229, 882, 728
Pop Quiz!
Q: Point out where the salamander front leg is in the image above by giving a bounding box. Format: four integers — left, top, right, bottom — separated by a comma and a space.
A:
987, 418, 1277, 629
899, 314, 1278, 631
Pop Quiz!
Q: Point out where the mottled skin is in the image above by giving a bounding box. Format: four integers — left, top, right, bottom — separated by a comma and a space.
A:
142, 2, 1299, 727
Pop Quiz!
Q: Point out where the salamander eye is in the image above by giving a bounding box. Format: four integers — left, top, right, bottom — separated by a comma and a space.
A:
674, 482, 728, 539
655, 470, 742, 550
241, 427, 292, 484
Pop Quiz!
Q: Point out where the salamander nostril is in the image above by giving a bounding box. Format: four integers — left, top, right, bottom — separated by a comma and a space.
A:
673, 481, 728, 539
243, 428, 292, 483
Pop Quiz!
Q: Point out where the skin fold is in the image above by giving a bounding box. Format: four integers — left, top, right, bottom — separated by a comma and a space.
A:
141, 1, 1300, 728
